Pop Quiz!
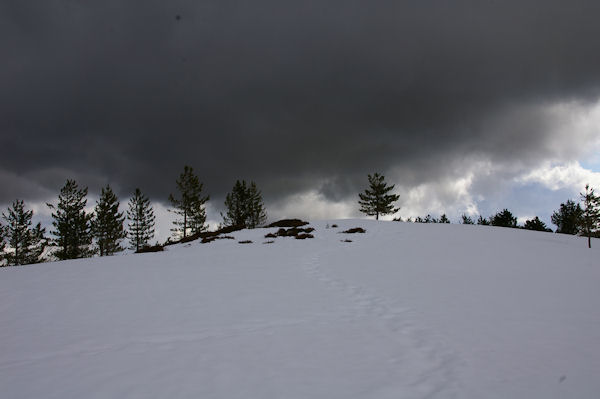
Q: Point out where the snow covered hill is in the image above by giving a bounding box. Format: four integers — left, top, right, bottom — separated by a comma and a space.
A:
1, 220, 599, 398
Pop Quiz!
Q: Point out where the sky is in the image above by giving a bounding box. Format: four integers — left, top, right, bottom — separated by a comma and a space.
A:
2, 0, 600, 243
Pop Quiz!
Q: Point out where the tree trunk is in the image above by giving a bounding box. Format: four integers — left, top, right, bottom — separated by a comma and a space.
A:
589, 234, 591, 249
183, 211, 187, 238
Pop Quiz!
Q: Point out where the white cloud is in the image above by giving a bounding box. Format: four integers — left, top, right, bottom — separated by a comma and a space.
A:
269, 190, 356, 221
516, 161, 600, 192
396, 174, 479, 221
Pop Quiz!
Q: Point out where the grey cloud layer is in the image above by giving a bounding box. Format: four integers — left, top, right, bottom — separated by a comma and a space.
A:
2, 0, 600, 205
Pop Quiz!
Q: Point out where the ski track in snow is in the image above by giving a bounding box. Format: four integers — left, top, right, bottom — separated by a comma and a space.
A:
302, 249, 461, 398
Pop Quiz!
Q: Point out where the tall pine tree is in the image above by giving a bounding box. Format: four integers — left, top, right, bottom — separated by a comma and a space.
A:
92, 185, 126, 256
1, 200, 46, 265
358, 173, 400, 220
222, 180, 267, 228
247, 182, 267, 228
222, 180, 247, 227
127, 188, 155, 251
579, 184, 600, 248
48, 179, 93, 260
551, 199, 583, 234
0, 222, 5, 265
169, 165, 209, 238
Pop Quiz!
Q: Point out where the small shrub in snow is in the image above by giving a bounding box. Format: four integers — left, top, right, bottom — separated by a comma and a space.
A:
238, 240, 253, 244
182, 224, 244, 244
201, 235, 235, 244
275, 227, 315, 237
267, 219, 309, 228
136, 244, 164, 253
341, 227, 366, 234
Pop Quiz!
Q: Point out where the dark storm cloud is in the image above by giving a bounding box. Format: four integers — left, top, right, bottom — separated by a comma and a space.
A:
2, 0, 600, 205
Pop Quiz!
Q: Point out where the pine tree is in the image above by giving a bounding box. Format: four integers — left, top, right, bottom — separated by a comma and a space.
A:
222, 180, 247, 227
551, 199, 583, 235
579, 184, 600, 248
169, 165, 209, 238
0, 222, 5, 265
92, 185, 126, 256
127, 188, 155, 251
461, 214, 474, 224
47, 180, 93, 260
477, 215, 490, 225
1, 200, 46, 265
439, 214, 450, 223
523, 216, 552, 232
222, 180, 267, 228
423, 214, 436, 223
491, 209, 518, 228
358, 173, 400, 220
247, 182, 268, 228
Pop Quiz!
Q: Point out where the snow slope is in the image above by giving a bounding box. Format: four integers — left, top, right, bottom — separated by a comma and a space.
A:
1, 220, 599, 398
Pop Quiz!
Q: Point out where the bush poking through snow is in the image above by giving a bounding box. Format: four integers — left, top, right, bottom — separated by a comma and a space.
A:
238, 240, 253, 244
264, 233, 277, 238
295, 233, 314, 240
341, 227, 366, 234
201, 235, 235, 244
135, 244, 164, 253
267, 219, 309, 228
274, 227, 315, 238
341, 239, 353, 243
178, 224, 245, 244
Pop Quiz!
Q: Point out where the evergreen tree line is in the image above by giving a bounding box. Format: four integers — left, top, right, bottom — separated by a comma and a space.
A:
358, 173, 600, 247
0, 165, 267, 266
1, 169, 598, 265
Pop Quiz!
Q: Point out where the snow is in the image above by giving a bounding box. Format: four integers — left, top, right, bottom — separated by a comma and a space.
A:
1, 220, 599, 398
